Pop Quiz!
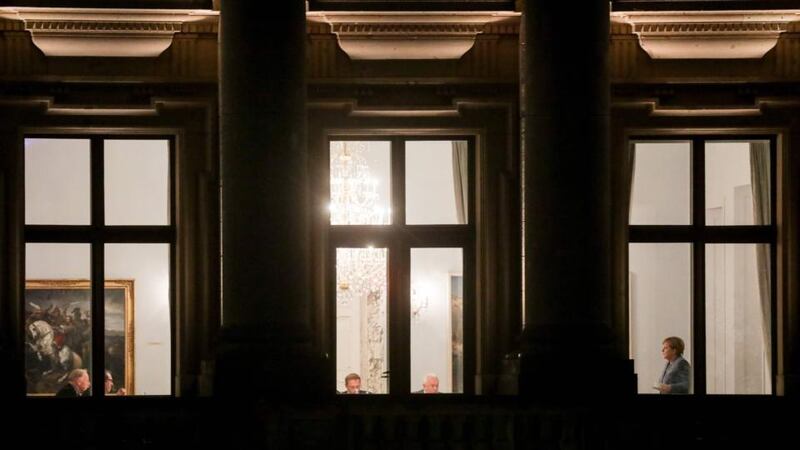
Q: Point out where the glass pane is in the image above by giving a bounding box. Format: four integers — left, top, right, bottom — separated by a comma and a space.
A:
629, 243, 692, 394
25, 138, 91, 225
106, 244, 171, 396
705, 244, 772, 394
630, 141, 691, 225
330, 141, 391, 225
336, 248, 388, 394
705, 140, 771, 226
410, 248, 463, 393
105, 140, 170, 225
406, 140, 468, 225
25, 243, 92, 396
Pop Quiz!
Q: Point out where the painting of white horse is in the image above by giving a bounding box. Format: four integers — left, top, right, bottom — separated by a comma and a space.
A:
24, 279, 134, 395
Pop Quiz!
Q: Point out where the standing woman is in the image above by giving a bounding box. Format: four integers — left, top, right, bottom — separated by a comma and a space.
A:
656, 336, 691, 394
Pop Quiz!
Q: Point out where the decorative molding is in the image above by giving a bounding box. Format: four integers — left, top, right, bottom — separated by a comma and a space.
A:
308, 96, 518, 117
0, 7, 217, 57
609, 96, 800, 116
309, 97, 460, 116
307, 11, 519, 60
611, 10, 800, 59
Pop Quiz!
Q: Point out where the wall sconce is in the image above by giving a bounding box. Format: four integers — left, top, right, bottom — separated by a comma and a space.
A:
411, 283, 430, 320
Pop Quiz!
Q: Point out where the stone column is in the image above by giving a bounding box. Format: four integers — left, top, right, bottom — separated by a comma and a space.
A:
216, 0, 325, 398
519, 0, 635, 396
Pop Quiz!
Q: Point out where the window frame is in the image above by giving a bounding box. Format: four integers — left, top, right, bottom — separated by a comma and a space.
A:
22, 133, 177, 397
628, 134, 778, 395
327, 134, 477, 394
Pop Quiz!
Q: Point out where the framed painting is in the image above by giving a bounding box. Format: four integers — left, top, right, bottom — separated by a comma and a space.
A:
449, 273, 463, 394
24, 279, 134, 396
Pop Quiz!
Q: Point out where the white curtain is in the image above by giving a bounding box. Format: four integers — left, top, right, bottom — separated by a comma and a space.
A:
749, 141, 772, 374
452, 141, 469, 224
627, 143, 637, 222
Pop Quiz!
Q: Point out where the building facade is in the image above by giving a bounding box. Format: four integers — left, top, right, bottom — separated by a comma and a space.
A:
1, 0, 798, 447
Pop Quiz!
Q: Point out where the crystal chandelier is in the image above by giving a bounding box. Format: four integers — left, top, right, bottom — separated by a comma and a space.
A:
329, 141, 390, 225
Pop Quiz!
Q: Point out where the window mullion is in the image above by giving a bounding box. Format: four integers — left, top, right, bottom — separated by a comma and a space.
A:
692, 137, 706, 395
90, 136, 106, 397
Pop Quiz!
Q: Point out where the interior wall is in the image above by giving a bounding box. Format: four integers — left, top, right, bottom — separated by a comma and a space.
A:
410, 248, 463, 393
25, 139, 91, 225
705, 142, 769, 394
629, 243, 692, 393
106, 244, 171, 395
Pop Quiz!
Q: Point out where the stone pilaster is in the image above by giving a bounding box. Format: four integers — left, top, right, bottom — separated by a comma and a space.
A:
216, 0, 326, 398
519, 0, 635, 397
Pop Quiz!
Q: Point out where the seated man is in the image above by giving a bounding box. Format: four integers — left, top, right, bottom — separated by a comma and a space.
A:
55, 368, 91, 397
341, 372, 370, 394
104, 370, 127, 396
413, 373, 440, 394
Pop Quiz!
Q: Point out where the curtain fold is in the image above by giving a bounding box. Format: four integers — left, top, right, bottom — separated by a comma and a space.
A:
749, 141, 772, 378
626, 142, 637, 226
452, 141, 469, 224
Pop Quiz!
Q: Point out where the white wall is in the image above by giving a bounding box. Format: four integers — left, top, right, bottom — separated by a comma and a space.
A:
410, 248, 463, 393
24, 138, 172, 395
106, 244, 171, 395
630, 141, 691, 224
406, 141, 459, 224
705, 143, 769, 394
25, 138, 91, 225
105, 140, 170, 225
629, 243, 692, 393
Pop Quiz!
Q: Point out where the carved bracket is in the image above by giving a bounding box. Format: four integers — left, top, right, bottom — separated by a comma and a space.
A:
307, 11, 519, 60
0, 7, 218, 57
612, 11, 800, 59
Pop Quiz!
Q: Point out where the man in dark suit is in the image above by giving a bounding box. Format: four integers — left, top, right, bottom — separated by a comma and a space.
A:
55, 368, 91, 397
341, 373, 370, 394
656, 336, 691, 394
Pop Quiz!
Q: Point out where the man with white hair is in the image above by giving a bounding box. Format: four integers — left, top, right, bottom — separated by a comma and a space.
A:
414, 373, 440, 394
55, 368, 91, 397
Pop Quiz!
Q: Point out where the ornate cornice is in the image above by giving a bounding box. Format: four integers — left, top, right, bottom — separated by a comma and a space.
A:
612, 10, 800, 59
0, 7, 217, 57
307, 11, 519, 60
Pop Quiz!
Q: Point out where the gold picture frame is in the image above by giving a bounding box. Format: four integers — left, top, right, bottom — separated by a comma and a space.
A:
24, 279, 134, 396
